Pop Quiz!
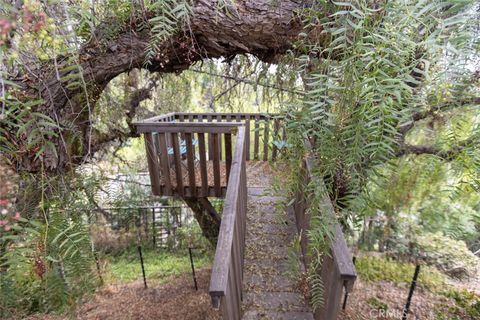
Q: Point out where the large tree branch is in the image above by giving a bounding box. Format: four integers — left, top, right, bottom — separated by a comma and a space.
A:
398, 97, 480, 136
89, 75, 159, 156
396, 135, 478, 160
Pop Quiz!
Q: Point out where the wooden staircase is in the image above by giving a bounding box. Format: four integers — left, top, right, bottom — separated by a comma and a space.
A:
135, 112, 356, 320
242, 163, 313, 320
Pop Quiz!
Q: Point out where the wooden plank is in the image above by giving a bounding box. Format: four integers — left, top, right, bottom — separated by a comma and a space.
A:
135, 112, 175, 124
144, 133, 161, 195
245, 118, 250, 161
272, 118, 280, 161
216, 115, 223, 160
173, 112, 280, 118
185, 132, 196, 197
157, 133, 172, 195
136, 122, 240, 133
207, 114, 214, 160
198, 132, 208, 197
178, 114, 186, 140
166, 129, 173, 165
171, 133, 184, 196
212, 133, 221, 196
225, 133, 232, 184
263, 118, 269, 161
254, 115, 260, 160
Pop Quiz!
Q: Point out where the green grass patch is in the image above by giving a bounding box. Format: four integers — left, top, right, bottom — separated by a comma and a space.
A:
103, 247, 212, 284
367, 296, 388, 312
355, 255, 445, 292
439, 288, 480, 318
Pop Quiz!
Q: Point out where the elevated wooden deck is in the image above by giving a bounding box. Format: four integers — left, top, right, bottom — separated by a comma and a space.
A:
136, 112, 285, 198
135, 112, 356, 320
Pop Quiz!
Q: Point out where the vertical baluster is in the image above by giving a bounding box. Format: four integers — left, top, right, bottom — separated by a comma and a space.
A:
179, 114, 185, 141
245, 117, 251, 161
263, 117, 269, 161
216, 114, 222, 160
171, 132, 184, 196
212, 133, 221, 196
272, 118, 280, 161
254, 115, 260, 160
157, 132, 172, 195
185, 132, 196, 197
144, 133, 161, 195
225, 133, 232, 184
207, 114, 214, 160
198, 132, 208, 197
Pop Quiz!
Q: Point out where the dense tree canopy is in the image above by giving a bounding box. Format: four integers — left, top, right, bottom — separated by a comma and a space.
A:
0, 0, 479, 316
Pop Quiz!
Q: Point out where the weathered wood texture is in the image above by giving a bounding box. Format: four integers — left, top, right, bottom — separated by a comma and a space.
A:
209, 127, 248, 320
292, 156, 357, 320
135, 112, 285, 198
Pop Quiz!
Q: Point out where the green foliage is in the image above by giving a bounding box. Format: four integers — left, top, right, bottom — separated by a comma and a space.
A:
143, 0, 192, 66
104, 246, 211, 284
414, 232, 479, 278
367, 296, 388, 312
355, 255, 445, 291
295, 0, 478, 210
440, 288, 480, 319
0, 214, 98, 317
283, 0, 479, 307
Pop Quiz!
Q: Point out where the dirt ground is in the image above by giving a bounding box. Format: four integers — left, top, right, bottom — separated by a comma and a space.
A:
22, 269, 478, 320
25, 269, 220, 320
339, 279, 477, 320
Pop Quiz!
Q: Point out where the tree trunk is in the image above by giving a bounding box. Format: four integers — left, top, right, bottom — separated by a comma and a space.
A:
183, 197, 221, 245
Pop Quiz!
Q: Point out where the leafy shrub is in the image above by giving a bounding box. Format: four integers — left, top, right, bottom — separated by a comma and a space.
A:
414, 232, 479, 279
0, 215, 99, 317
355, 255, 445, 291
436, 288, 480, 319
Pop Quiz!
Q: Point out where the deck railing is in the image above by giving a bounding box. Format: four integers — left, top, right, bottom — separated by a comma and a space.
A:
135, 112, 284, 198
209, 126, 248, 320
292, 155, 357, 320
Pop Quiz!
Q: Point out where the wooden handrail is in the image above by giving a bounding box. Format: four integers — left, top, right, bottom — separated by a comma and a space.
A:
138, 112, 276, 123
209, 126, 247, 320
135, 121, 241, 133
292, 155, 357, 320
